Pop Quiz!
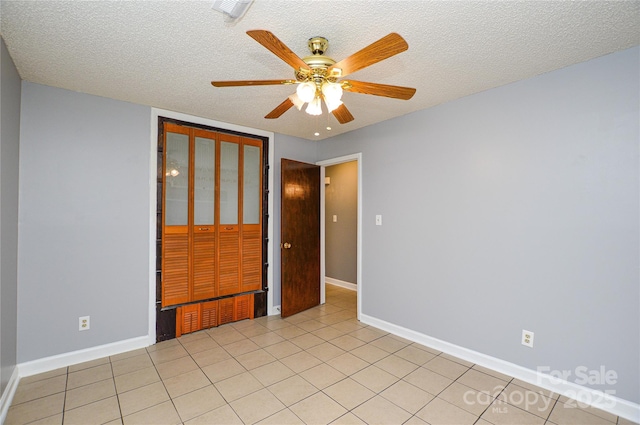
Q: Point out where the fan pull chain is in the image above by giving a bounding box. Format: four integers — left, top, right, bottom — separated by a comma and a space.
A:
314, 111, 320, 137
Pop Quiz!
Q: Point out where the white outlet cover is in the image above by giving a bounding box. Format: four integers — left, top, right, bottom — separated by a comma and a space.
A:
79, 316, 90, 331
522, 329, 534, 348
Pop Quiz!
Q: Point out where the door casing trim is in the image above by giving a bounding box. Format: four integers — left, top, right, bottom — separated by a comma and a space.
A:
317, 153, 362, 321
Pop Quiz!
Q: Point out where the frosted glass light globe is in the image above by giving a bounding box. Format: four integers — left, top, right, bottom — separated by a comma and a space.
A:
296, 82, 317, 103
306, 97, 322, 115
321, 82, 343, 102
288, 93, 305, 110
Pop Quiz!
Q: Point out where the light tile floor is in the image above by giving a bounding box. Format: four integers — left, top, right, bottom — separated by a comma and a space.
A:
6, 285, 638, 425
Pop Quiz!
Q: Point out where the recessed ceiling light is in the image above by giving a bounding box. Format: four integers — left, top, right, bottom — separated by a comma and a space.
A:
314, 132, 320, 136
326, 126, 332, 131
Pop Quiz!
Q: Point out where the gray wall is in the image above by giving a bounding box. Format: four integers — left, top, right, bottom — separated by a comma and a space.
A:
325, 161, 358, 284
1, 37, 21, 392
318, 47, 640, 402
15, 80, 319, 360
18, 83, 151, 362
272, 134, 318, 307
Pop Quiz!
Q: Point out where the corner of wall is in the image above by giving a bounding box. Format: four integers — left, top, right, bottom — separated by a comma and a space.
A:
0, 34, 22, 407
0, 367, 19, 424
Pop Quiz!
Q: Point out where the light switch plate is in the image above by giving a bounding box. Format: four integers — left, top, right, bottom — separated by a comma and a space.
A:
375, 215, 382, 226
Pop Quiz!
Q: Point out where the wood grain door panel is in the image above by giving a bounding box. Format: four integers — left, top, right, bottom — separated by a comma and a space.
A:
218, 298, 235, 325
235, 294, 254, 321
218, 229, 240, 295
241, 226, 262, 292
180, 304, 201, 335
162, 232, 190, 306
193, 231, 216, 300
201, 300, 219, 329
281, 159, 320, 317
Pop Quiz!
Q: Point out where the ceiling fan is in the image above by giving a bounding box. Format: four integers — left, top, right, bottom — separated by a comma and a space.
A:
211, 30, 416, 124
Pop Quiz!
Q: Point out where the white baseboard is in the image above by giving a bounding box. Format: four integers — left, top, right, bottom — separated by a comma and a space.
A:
360, 313, 640, 423
270, 305, 281, 316
18, 335, 152, 378
0, 366, 20, 424
2, 335, 153, 421
326, 277, 357, 291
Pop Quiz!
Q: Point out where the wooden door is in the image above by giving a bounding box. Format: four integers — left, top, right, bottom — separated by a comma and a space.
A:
281, 159, 320, 317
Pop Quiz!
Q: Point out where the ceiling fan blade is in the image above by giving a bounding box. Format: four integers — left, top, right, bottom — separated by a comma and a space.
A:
343, 80, 416, 100
332, 104, 354, 124
211, 79, 294, 87
265, 98, 294, 119
247, 30, 309, 71
329, 33, 408, 77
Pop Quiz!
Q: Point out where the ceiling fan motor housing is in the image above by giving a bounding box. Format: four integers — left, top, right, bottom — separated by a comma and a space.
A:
296, 36, 340, 86
308, 36, 328, 55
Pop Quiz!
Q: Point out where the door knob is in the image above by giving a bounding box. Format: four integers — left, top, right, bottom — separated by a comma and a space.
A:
283, 242, 292, 249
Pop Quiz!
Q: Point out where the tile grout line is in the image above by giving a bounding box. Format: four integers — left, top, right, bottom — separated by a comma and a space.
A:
60, 367, 69, 425
231, 298, 357, 422
109, 358, 125, 425
176, 328, 229, 423
162, 335, 214, 424
472, 375, 511, 425
546, 397, 561, 423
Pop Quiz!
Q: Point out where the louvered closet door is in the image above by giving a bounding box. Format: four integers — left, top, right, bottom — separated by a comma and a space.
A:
201, 300, 219, 328
193, 131, 217, 300
234, 294, 253, 321
241, 227, 261, 291
218, 298, 235, 325
162, 127, 190, 306
241, 140, 263, 292
218, 139, 241, 296
161, 123, 264, 311
180, 304, 200, 334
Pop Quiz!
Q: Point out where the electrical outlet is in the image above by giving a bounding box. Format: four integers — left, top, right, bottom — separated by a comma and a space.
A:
79, 316, 90, 331
522, 329, 534, 348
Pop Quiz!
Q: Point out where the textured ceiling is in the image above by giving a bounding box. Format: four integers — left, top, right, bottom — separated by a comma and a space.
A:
1, 1, 639, 140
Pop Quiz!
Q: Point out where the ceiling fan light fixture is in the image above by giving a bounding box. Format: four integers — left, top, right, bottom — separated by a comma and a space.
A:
211, 30, 414, 125
324, 96, 343, 113
306, 97, 322, 116
321, 81, 343, 112
296, 81, 316, 103
288, 93, 305, 110
321, 82, 343, 102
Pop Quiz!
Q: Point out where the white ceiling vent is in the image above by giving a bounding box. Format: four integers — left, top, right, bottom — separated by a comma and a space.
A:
211, 0, 253, 22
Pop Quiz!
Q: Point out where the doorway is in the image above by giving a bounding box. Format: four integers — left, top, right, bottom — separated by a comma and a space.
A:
317, 153, 362, 320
